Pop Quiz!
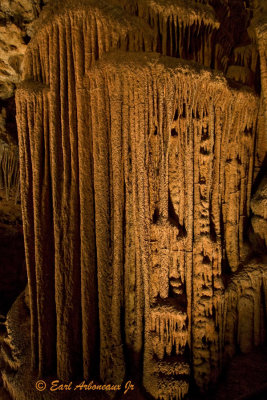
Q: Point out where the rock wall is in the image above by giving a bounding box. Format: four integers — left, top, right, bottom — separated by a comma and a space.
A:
0, 0, 49, 99
1, 1, 267, 400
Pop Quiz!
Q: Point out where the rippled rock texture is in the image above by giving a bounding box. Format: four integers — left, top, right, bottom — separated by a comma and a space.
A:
0, 1, 267, 400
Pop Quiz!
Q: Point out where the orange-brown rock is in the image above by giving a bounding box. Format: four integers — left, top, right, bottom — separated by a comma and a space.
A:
1, 1, 266, 400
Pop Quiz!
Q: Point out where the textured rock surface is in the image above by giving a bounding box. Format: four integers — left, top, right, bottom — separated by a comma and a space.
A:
0, 1, 266, 400
251, 175, 267, 247
0, 140, 20, 200
0, 0, 262, 100
0, 0, 50, 99
0, 98, 18, 145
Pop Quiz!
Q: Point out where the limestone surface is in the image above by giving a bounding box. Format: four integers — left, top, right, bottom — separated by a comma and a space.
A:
0, 1, 266, 400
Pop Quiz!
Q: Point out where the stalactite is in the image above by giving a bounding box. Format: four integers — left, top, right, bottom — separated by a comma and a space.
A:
150, 307, 188, 357
253, 96, 267, 182
116, 0, 220, 67
0, 140, 20, 203
16, 83, 56, 376
224, 264, 267, 359
8, 1, 264, 400
86, 52, 257, 398
22, 1, 155, 86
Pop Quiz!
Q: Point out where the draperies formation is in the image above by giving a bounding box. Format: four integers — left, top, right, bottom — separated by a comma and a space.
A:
15, 2, 260, 399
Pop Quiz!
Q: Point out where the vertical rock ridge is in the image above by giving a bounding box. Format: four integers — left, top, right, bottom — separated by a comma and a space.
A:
12, 1, 264, 399
85, 53, 258, 399
0, 141, 20, 202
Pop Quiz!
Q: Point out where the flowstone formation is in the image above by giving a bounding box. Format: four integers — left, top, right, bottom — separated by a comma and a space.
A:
1, 1, 266, 400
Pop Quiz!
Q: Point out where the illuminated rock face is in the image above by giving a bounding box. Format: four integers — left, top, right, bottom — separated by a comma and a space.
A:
8, 1, 266, 399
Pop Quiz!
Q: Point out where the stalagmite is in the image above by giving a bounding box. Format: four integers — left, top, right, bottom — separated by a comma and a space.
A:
1, 1, 266, 400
